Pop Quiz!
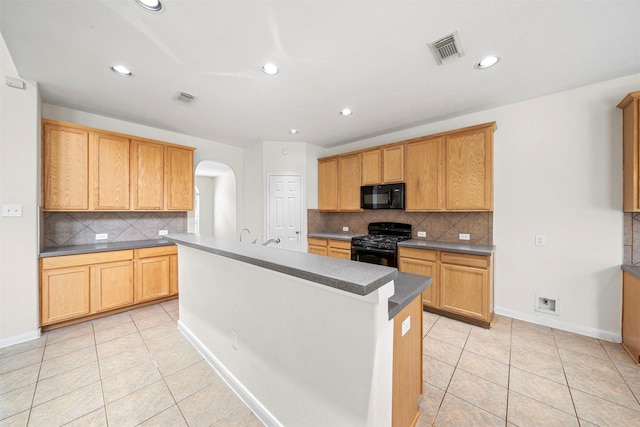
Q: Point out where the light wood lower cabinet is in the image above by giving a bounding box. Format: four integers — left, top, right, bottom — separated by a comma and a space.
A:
392, 295, 423, 427
307, 238, 351, 260
622, 271, 640, 363
40, 246, 177, 328
399, 247, 493, 327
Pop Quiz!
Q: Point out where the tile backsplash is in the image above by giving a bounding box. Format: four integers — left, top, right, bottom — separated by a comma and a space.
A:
624, 212, 639, 264
44, 212, 187, 248
308, 210, 493, 245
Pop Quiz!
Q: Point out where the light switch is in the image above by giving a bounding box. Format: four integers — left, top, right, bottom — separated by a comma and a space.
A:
535, 235, 546, 246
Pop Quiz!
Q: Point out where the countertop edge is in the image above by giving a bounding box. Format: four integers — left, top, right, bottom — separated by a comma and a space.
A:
168, 234, 398, 297
388, 272, 431, 320
308, 233, 358, 241
622, 264, 640, 279
40, 239, 176, 258
398, 239, 495, 256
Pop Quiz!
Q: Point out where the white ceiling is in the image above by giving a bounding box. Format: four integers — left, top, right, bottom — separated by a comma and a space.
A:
1, 1, 639, 148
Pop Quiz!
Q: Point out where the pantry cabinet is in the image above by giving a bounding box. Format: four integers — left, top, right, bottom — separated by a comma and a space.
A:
398, 246, 493, 327
40, 246, 177, 328
42, 119, 195, 212
619, 91, 640, 212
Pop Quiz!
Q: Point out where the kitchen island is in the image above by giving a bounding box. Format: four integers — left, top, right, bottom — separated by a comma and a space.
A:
167, 233, 430, 427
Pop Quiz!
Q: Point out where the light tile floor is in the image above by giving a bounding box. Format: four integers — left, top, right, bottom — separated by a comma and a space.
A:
1, 300, 639, 426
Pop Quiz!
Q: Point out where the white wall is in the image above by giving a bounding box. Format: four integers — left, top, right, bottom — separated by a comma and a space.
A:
212, 173, 237, 240
195, 176, 214, 236
321, 72, 640, 340
0, 34, 41, 346
242, 143, 264, 243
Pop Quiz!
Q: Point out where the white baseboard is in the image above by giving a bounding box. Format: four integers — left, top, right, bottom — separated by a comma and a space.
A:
494, 306, 622, 343
0, 329, 41, 349
177, 320, 282, 427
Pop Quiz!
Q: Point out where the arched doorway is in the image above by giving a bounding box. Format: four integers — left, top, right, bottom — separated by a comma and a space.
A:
192, 161, 237, 240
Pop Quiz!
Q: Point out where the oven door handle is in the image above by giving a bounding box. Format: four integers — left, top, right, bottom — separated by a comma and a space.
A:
352, 247, 397, 254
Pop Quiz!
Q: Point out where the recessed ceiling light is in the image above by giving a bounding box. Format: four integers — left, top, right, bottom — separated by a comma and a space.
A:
475, 55, 500, 70
111, 65, 133, 76
289, 129, 299, 134
135, 0, 162, 11
339, 108, 353, 116
262, 63, 279, 75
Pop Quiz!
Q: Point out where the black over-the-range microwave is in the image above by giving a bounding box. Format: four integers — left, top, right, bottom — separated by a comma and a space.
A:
360, 183, 405, 210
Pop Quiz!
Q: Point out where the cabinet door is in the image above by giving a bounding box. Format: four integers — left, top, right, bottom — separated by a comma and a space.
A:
43, 123, 89, 210
91, 261, 134, 312
328, 248, 351, 260
622, 272, 640, 362
92, 132, 130, 210
383, 145, 404, 183
399, 256, 438, 308
166, 146, 194, 210
405, 137, 444, 211
135, 256, 171, 303
338, 153, 362, 211
361, 150, 382, 185
169, 254, 179, 296
131, 140, 164, 210
41, 266, 90, 325
445, 129, 493, 210
440, 263, 489, 321
318, 158, 338, 211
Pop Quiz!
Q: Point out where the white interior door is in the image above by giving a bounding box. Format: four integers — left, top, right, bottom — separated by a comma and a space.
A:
267, 174, 302, 251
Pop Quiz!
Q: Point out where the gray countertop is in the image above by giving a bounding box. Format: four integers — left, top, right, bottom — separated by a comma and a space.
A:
622, 264, 640, 279
388, 272, 431, 320
168, 233, 398, 296
398, 239, 495, 256
40, 239, 175, 258
308, 233, 358, 241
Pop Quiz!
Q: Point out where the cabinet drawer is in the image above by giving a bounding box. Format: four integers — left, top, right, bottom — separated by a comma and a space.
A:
328, 239, 351, 250
308, 237, 328, 247
398, 247, 437, 262
41, 250, 133, 270
136, 245, 177, 258
440, 252, 489, 269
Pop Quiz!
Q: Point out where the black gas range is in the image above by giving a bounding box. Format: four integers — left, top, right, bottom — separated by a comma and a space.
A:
351, 222, 412, 268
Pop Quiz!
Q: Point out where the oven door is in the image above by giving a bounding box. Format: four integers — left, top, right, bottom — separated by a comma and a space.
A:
351, 246, 397, 267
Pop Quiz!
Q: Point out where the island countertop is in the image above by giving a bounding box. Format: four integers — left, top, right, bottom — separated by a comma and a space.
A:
168, 233, 398, 296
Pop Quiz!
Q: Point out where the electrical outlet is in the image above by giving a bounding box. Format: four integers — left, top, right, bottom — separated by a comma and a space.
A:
2, 204, 23, 217
159, 230, 169, 236
535, 235, 546, 246
417, 231, 427, 238
342, 226, 349, 232
459, 233, 470, 240
95, 233, 108, 240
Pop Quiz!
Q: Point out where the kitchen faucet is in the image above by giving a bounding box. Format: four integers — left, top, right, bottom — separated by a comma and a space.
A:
240, 228, 251, 242
262, 237, 281, 246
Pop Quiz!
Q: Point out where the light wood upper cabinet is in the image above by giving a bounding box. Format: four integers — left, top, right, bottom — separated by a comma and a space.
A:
166, 146, 194, 210
383, 145, 404, 183
338, 153, 362, 211
619, 91, 640, 212
43, 122, 90, 210
362, 150, 382, 185
318, 158, 338, 211
92, 132, 130, 210
131, 140, 165, 210
406, 137, 444, 211
42, 119, 195, 212
361, 145, 405, 185
445, 127, 493, 210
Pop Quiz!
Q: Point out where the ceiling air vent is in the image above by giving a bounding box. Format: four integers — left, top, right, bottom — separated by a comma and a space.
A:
429, 31, 465, 65
176, 91, 197, 104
